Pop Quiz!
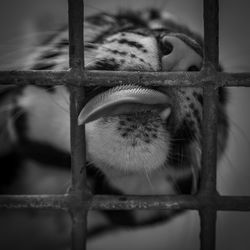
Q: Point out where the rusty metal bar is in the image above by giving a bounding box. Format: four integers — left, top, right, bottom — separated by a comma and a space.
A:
2, 194, 250, 211
68, 0, 88, 250
0, 70, 250, 87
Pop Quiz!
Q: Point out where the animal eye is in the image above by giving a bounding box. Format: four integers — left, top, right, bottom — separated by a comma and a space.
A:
187, 65, 199, 71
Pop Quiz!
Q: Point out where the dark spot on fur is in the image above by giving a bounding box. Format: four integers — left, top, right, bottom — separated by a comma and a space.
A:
85, 43, 97, 49
187, 120, 195, 127
152, 133, 158, 138
125, 128, 133, 133
149, 9, 160, 20
128, 29, 151, 37
119, 120, 126, 126
93, 59, 119, 70
192, 108, 200, 122
108, 49, 127, 56
189, 103, 195, 110
41, 51, 61, 59
109, 38, 146, 52
139, 58, 146, 63
31, 63, 56, 70
193, 92, 203, 105
187, 65, 199, 71
130, 124, 137, 129
121, 133, 128, 137
56, 39, 69, 48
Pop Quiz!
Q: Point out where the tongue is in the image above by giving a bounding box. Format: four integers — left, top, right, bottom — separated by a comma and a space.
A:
78, 85, 170, 125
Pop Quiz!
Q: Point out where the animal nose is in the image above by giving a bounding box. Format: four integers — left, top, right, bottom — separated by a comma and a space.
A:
161, 36, 202, 71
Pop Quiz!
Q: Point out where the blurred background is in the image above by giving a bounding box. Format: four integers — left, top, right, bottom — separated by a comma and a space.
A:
0, 0, 250, 249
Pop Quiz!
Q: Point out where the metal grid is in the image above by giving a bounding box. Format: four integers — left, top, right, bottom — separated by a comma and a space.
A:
0, 0, 250, 250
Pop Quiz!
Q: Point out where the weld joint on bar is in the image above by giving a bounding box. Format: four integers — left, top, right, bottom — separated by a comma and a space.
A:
67, 189, 92, 211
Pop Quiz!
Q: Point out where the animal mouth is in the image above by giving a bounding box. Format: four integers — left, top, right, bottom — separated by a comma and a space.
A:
78, 85, 172, 125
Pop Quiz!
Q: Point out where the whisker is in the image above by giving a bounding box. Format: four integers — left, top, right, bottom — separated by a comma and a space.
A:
85, 2, 111, 14
228, 117, 250, 150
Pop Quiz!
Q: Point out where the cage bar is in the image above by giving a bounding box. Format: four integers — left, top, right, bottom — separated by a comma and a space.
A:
199, 85, 218, 194
0, 71, 250, 87
199, 0, 219, 249
203, 0, 219, 70
200, 208, 217, 250
68, 0, 88, 250
2, 194, 250, 211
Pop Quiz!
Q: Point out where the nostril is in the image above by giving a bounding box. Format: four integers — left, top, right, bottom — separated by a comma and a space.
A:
187, 65, 200, 71
161, 40, 173, 55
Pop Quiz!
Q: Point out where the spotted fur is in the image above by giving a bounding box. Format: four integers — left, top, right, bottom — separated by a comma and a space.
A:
0, 9, 228, 239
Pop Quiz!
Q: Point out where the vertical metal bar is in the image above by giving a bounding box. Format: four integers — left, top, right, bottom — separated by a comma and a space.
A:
71, 209, 88, 250
200, 209, 217, 250
203, 0, 219, 69
68, 0, 84, 69
199, 0, 219, 249
200, 85, 218, 194
68, 0, 88, 250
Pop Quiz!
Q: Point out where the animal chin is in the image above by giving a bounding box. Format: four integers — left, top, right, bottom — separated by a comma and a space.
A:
82, 85, 172, 174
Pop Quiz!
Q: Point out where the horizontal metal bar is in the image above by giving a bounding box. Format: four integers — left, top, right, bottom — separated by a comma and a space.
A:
0, 70, 250, 87
1, 194, 250, 211
0, 194, 69, 210
0, 71, 72, 86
